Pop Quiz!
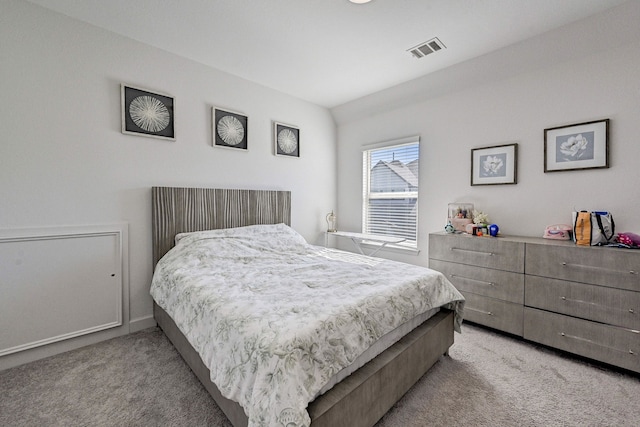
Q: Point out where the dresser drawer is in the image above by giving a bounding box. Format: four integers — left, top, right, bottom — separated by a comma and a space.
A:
461, 292, 523, 336
524, 308, 639, 373
430, 259, 524, 304
429, 233, 524, 273
525, 243, 640, 291
525, 275, 640, 330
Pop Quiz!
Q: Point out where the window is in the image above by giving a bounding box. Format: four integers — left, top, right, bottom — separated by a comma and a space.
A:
362, 136, 419, 248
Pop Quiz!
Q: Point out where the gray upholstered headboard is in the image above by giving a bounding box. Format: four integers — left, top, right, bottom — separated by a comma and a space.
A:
152, 187, 291, 266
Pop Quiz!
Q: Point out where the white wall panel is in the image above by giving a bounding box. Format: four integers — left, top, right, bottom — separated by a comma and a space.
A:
0, 224, 127, 358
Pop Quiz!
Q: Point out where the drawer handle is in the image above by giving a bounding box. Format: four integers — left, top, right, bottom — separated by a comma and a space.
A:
559, 332, 637, 356
450, 274, 495, 286
559, 296, 598, 307
560, 296, 636, 315
561, 262, 638, 276
467, 307, 493, 316
451, 247, 494, 256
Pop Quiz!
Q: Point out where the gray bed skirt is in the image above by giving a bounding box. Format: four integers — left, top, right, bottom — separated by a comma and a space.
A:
154, 302, 454, 427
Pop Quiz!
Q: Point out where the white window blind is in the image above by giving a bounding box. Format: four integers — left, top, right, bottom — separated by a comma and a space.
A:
362, 136, 419, 247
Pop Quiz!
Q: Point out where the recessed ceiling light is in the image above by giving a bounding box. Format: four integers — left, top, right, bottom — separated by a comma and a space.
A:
350, 0, 372, 4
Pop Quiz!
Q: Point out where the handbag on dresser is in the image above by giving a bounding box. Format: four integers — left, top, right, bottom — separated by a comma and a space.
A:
572, 210, 615, 246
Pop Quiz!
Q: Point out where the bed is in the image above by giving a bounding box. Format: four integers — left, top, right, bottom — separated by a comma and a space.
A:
150, 186, 464, 427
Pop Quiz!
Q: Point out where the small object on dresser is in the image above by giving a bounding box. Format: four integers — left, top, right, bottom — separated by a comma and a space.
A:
489, 224, 499, 237
543, 224, 572, 240
617, 232, 640, 248
444, 221, 455, 234
448, 203, 474, 232
472, 210, 490, 226
572, 210, 615, 246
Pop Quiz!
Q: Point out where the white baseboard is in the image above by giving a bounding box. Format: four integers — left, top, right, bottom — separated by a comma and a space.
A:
129, 315, 157, 333
0, 324, 128, 371
1, 317, 156, 372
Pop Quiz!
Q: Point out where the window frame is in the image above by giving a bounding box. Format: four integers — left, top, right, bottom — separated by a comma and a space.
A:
362, 135, 420, 251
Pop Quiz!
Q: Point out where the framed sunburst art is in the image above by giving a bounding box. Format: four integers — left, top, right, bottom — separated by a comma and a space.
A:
213, 107, 248, 150
121, 84, 175, 140
274, 122, 299, 158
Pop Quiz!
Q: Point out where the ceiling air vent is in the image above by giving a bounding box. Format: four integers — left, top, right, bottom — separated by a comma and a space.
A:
408, 37, 446, 59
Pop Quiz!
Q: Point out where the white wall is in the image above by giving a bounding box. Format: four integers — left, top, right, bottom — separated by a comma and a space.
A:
334, 2, 640, 266
0, 1, 337, 331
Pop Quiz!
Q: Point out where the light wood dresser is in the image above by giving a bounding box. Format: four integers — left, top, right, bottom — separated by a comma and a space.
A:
429, 232, 640, 373
428, 232, 525, 336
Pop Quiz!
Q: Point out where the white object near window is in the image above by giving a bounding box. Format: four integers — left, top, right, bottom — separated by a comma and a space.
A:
362, 136, 420, 248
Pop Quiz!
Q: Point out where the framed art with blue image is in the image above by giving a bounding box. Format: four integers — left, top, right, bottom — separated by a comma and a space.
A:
544, 119, 609, 172
471, 143, 518, 186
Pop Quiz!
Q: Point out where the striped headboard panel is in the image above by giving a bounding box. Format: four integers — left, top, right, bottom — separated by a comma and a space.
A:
152, 187, 291, 266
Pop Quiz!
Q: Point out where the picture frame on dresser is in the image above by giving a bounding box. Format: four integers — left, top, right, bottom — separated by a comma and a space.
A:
544, 119, 609, 172
471, 143, 517, 186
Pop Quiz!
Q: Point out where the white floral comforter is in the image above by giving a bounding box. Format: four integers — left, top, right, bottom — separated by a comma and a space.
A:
150, 224, 464, 427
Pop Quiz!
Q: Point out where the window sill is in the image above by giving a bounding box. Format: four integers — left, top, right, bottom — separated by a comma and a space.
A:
358, 241, 421, 256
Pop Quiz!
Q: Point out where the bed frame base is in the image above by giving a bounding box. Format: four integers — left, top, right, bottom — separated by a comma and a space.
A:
154, 302, 454, 427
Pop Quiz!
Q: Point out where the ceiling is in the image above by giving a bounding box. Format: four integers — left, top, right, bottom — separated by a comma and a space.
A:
26, 0, 628, 108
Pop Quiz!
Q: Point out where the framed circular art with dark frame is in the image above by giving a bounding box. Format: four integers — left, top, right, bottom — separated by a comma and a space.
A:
274, 122, 300, 158
212, 107, 248, 150
121, 84, 175, 141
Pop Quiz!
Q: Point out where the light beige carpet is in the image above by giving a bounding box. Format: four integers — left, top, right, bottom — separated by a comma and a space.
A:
1, 323, 638, 426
